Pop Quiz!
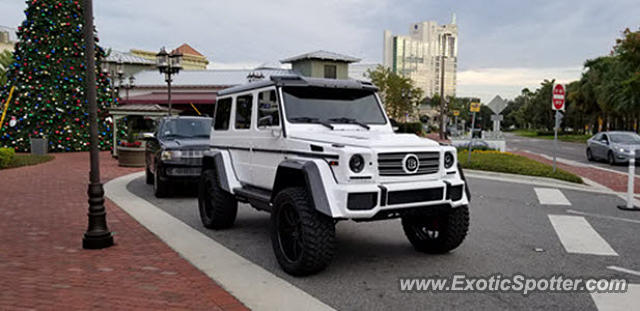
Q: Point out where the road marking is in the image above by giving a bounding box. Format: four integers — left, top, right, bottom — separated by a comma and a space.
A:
535, 188, 572, 205
607, 266, 640, 277
591, 284, 640, 311
567, 209, 640, 225
105, 172, 334, 311
548, 215, 618, 256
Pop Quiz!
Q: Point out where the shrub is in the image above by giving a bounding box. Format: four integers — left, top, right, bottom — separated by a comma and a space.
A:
0, 147, 16, 168
397, 122, 423, 134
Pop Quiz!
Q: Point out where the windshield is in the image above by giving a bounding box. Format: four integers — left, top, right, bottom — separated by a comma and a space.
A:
160, 118, 212, 140
282, 87, 387, 125
609, 132, 640, 144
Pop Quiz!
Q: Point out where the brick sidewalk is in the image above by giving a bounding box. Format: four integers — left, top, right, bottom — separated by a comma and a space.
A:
513, 150, 640, 193
0, 152, 247, 311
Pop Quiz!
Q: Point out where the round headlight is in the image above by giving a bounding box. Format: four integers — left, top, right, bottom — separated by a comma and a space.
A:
349, 154, 365, 173
444, 151, 455, 169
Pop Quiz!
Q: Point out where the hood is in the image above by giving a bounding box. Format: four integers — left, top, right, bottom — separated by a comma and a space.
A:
162, 138, 210, 150
290, 131, 440, 148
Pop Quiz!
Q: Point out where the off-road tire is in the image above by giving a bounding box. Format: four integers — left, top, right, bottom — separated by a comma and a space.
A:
198, 169, 237, 229
608, 151, 616, 165
402, 205, 469, 254
145, 166, 154, 185
586, 148, 594, 162
271, 187, 335, 276
153, 165, 170, 198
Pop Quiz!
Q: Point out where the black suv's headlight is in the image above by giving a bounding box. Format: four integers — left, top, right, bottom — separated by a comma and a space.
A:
444, 151, 455, 169
349, 154, 365, 173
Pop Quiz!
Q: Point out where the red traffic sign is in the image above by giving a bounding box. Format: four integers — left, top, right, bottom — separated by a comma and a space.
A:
552, 83, 566, 111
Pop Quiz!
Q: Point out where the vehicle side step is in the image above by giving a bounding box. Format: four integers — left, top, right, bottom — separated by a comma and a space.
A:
234, 186, 272, 212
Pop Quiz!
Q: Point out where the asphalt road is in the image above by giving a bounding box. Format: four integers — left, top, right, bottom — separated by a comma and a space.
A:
504, 133, 637, 174
127, 177, 640, 311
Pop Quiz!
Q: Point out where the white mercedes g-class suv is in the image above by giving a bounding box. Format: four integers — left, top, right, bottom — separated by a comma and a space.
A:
198, 75, 470, 276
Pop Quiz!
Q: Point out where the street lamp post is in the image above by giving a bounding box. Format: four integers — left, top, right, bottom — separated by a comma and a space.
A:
82, 0, 113, 249
121, 75, 135, 102
156, 48, 183, 115
439, 33, 451, 140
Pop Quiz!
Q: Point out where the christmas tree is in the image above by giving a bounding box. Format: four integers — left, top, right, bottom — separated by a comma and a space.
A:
0, 0, 115, 152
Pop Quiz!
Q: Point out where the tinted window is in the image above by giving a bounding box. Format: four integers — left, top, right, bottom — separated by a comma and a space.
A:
235, 95, 253, 130
283, 87, 386, 125
258, 90, 279, 127
160, 118, 211, 139
214, 98, 232, 130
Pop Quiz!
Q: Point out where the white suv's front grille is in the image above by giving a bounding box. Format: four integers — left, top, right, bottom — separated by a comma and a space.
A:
377, 152, 440, 176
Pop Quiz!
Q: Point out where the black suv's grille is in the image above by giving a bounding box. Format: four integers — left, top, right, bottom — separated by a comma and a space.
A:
181, 149, 205, 166
377, 152, 440, 176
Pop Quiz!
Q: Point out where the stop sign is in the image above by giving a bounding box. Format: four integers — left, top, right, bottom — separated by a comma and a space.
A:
552, 84, 565, 111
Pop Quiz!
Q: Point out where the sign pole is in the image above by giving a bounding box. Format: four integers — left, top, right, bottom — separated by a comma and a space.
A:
618, 147, 640, 211
551, 83, 566, 173
553, 111, 559, 173
468, 111, 476, 163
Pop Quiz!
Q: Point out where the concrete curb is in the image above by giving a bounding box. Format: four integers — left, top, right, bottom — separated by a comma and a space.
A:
464, 169, 614, 195
104, 172, 335, 311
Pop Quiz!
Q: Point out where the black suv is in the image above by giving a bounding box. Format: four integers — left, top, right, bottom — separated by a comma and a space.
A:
145, 116, 212, 197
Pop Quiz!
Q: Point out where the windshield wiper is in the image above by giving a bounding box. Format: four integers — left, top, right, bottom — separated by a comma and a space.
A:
290, 117, 334, 130
329, 117, 370, 130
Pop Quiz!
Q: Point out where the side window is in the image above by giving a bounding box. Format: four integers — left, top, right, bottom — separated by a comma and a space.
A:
258, 90, 280, 128
324, 65, 337, 79
593, 133, 602, 141
214, 98, 232, 130
235, 95, 253, 130
602, 134, 609, 143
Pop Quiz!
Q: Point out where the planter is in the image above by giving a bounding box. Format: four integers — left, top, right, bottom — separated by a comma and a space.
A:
30, 137, 48, 155
117, 146, 145, 167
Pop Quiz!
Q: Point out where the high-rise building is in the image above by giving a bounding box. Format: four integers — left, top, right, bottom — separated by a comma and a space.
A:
0, 25, 17, 54
383, 15, 458, 99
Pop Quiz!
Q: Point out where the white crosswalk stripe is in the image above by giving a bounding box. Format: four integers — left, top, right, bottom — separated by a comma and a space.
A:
591, 284, 640, 311
548, 215, 618, 256
535, 188, 572, 205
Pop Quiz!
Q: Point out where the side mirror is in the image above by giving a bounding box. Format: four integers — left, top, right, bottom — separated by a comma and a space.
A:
271, 128, 282, 138
601, 139, 609, 145
142, 132, 155, 140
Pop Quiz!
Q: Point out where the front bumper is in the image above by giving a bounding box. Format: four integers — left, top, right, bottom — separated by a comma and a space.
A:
158, 163, 202, 182
330, 179, 468, 219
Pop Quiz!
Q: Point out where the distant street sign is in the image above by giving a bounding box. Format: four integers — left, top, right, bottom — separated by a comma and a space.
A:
470, 102, 481, 113
491, 115, 504, 121
552, 84, 566, 111
487, 95, 508, 115
453, 110, 460, 116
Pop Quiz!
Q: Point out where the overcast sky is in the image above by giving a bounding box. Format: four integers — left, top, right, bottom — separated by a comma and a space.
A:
1, 0, 639, 102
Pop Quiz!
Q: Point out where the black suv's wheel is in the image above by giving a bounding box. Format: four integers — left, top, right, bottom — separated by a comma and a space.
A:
586, 148, 594, 162
198, 169, 237, 229
153, 165, 170, 198
145, 165, 154, 185
608, 151, 616, 165
402, 205, 469, 254
271, 187, 335, 276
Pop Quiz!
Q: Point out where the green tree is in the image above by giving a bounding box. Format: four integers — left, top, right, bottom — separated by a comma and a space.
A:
366, 65, 424, 121
0, 1, 115, 152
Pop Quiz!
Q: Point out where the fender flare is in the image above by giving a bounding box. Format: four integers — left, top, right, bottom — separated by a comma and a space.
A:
202, 150, 230, 192
457, 163, 471, 201
271, 160, 332, 217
